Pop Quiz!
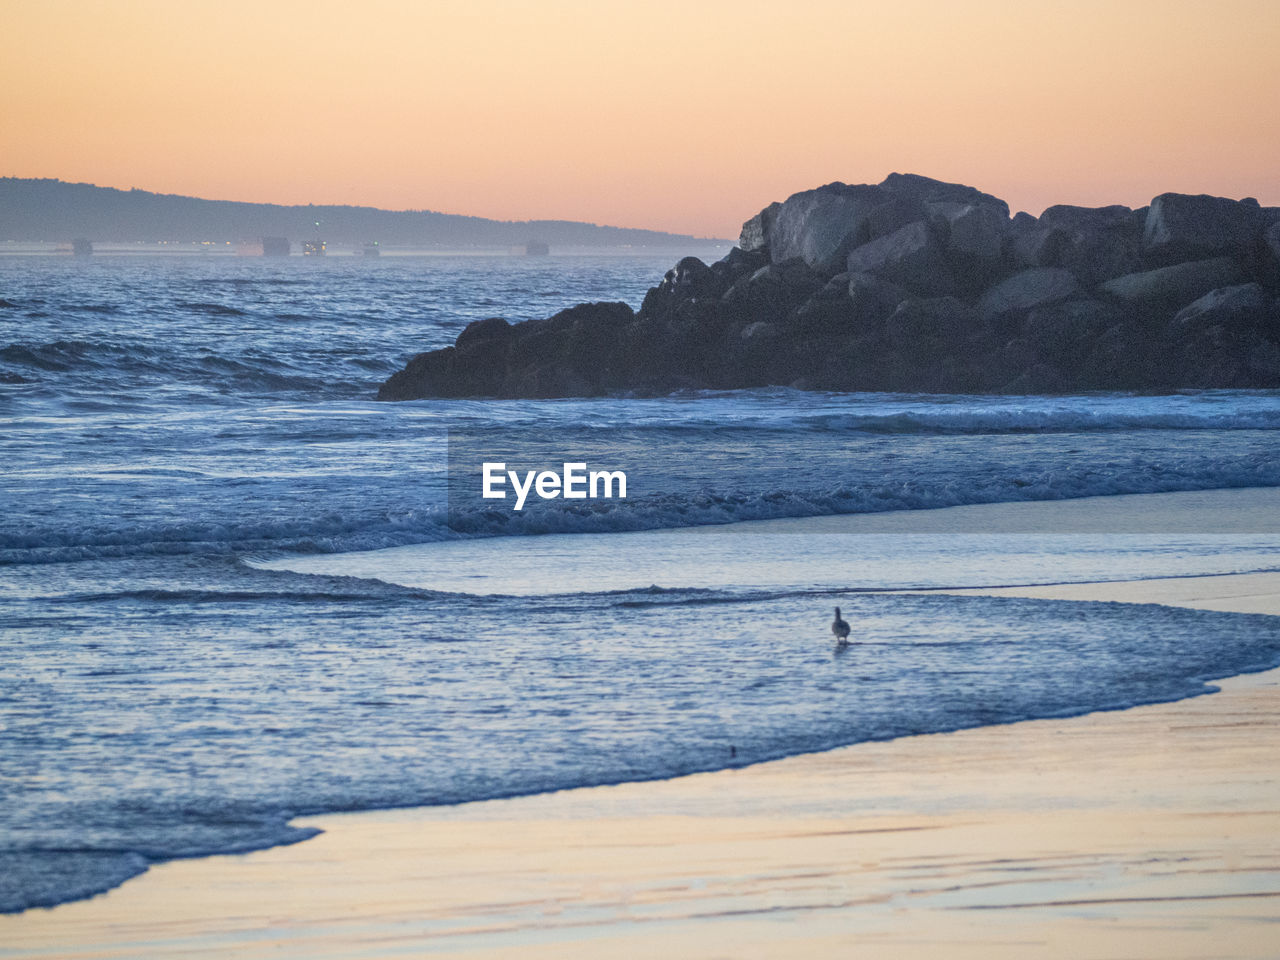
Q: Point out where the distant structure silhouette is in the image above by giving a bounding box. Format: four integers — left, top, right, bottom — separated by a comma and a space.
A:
303, 220, 326, 256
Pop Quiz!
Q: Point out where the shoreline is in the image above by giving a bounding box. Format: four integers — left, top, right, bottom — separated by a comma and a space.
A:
6, 497, 1280, 957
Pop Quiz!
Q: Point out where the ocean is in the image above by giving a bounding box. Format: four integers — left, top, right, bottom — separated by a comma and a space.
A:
3, 253, 1280, 914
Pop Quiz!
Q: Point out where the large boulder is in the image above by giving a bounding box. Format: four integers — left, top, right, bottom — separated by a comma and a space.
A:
455, 316, 513, 349
1008, 215, 1059, 269
1037, 204, 1136, 233
379, 346, 459, 400
739, 202, 780, 253
1100, 257, 1246, 311
846, 271, 910, 327
1001, 362, 1069, 394
1265, 220, 1280, 269
978, 267, 1081, 323
1032, 204, 1145, 286
1143, 193, 1264, 263
878, 173, 1009, 217
640, 254, 742, 322
1021, 299, 1124, 357
845, 220, 954, 296
719, 258, 823, 327
1170, 283, 1273, 335
884, 296, 978, 352
1081, 320, 1174, 389
767, 182, 890, 273
377, 302, 634, 399
667, 256, 719, 298
928, 202, 1007, 260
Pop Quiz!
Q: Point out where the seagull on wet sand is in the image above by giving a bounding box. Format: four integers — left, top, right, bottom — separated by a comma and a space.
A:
832, 606, 850, 644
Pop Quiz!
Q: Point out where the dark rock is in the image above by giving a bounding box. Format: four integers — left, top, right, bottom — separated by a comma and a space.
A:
740, 321, 780, 341
1143, 193, 1264, 263
767, 182, 890, 273
1265, 221, 1280, 269
377, 301, 632, 399
455, 316, 512, 349
978, 268, 1081, 323
929, 202, 1007, 260
845, 221, 954, 296
1010, 211, 1037, 231
379, 346, 459, 400
884, 297, 978, 353
1031, 204, 1144, 286
1170, 283, 1271, 335
739, 202, 780, 253
1082, 321, 1171, 389
1021, 299, 1124, 357
379, 176, 1280, 399
1008, 205, 1144, 285
847, 272, 909, 327
1038, 204, 1134, 233
669, 256, 718, 297
814, 272, 852, 300
1001, 337, 1041, 370
791, 300, 856, 340
860, 196, 927, 243
1100, 257, 1246, 312
1001, 362, 1067, 394
640, 255, 730, 321
1008, 215, 1062, 270
794, 272, 893, 340
879, 173, 1010, 217
717, 245, 770, 277
721, 259, 823, 326
1243, 334, 1280, 381
1172, 324, 1280, 389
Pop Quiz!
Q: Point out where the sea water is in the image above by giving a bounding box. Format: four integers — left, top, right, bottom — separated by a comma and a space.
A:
3, 254, 1280, 913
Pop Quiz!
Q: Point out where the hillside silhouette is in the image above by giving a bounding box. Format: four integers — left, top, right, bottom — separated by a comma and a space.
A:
0, 178, 718, 248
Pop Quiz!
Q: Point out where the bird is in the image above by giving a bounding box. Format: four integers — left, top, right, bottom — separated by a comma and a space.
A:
831, 606, 850, 644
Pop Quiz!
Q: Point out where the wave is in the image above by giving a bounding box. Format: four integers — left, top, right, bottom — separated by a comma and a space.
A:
0, 338, 375, 396
8, 592, 1280, 913
1, 339, 167, 373
176, 301, 249, 317
7, 464, 1280, 565
1, 819, 318, 913
55, 583, 460, 605
66, 303, 119, 315
562, 391, 1280, 434
769, 406, 1280, 434
440, 466, 1280, 542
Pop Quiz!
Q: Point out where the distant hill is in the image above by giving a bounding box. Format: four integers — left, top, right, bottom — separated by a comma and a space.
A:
0, 178, 722, 248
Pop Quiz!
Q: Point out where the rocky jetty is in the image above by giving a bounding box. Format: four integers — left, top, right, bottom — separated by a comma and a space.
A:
379, 175, 1280, 399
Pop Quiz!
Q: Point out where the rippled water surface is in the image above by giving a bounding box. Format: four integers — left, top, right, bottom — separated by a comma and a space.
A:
3, 255, 1280, 912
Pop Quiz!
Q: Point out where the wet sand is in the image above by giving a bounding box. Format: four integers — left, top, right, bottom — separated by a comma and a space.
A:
5, 494, 1280, 959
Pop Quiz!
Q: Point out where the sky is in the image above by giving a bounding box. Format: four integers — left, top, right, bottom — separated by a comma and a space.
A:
2, 0, 1278, 238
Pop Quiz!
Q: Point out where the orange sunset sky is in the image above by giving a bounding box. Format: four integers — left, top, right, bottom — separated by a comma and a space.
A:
2, 0, 1278, 238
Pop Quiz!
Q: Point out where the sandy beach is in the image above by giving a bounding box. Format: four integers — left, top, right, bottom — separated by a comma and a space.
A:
5, 493, 1280, 959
